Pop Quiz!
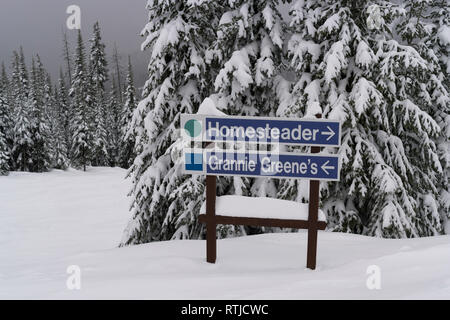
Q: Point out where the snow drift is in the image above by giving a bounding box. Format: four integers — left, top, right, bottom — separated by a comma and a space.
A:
0, 168, 449, 299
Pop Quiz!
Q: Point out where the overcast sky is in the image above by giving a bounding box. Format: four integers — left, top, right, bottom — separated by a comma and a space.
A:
0, 0, 148, 85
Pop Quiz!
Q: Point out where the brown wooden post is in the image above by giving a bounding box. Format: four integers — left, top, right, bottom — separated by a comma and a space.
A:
206, 175, 217, 263
307, 114, 322, 270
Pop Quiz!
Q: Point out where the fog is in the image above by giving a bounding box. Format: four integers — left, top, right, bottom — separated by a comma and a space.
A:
0, 0, 149, 86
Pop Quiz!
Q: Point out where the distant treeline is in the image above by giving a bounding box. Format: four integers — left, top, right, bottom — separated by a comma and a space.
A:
0, 22, 138, 174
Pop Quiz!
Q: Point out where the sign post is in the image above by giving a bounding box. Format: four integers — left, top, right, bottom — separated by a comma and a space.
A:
206, 175, 216, 264
181, 113, 341, 270
307, 127, 321, 270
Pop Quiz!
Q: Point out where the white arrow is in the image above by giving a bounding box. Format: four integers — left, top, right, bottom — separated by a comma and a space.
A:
321, 160, 335, 175
322, 126, 335, 141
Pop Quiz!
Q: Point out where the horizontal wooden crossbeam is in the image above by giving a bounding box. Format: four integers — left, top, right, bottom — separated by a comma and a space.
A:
199, 214, 327, 230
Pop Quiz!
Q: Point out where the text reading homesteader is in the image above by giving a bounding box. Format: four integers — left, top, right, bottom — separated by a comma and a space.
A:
205, 116, 341, 146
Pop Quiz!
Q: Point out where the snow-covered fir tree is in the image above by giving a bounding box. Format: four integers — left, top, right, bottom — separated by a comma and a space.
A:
28, 56, 52, 172
2, 22, 139, 173
0, 2, 446, 240
1, 62, 12, 114
121, 0, 223, 245
70, 31, 92, 171
45, 73, 69, 169
205, 0, 292, 236
11, 49, 33, 172
284, 0, 448, 237
0, 75, 11, 175
118, 56, 138, 169
105, 78, 121, 166
89, 22, 109, 166
1, 63, 9, 91
427, 0, 450, 224
0, 62, 13, 173
122, 0, 449, 243
57, 68, 72, 154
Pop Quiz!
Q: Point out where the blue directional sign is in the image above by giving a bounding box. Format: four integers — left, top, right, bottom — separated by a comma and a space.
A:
180, 114, 342, 181
204, 116, 341, 147
202, 152, 340, 181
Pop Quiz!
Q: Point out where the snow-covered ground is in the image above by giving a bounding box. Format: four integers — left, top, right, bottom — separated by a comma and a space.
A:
0, 168, 449, 299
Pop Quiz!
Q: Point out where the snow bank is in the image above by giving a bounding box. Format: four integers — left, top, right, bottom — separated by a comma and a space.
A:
1, 168, 449, 299
200, 195, 326, 221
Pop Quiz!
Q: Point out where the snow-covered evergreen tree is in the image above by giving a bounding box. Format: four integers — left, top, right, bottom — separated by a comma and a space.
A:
1, 63, 8, 91
121, 0, 222, 245
29, 56, 52, 172
0, 62, 13, 174
45, 73, 69, 169
11, 49, 33, 172
118, 56, 137, 169
89, 22, 109, 166
122, 0, 449, 243
427, 0, 450, 225
205, 1, 291, 237
0, 75, 11, 175
57, 68, 72, 154
1, 62, 12, 112
106, 78, 121, 166
284, 0, 447, 237
62, 31, 73, 86
70, 31, 92, 171
208, 0, 287, 116
112, 43, 123, 105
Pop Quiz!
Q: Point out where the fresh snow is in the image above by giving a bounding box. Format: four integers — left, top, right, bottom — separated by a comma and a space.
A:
197, 97, 226, 116
200, 195, 326, 221
0, 168, 449, 299
438, 25, 450, 46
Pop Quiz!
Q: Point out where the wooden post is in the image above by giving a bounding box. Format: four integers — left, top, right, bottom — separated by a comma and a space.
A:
206, 175, 217, 263
307, 114, 322, 270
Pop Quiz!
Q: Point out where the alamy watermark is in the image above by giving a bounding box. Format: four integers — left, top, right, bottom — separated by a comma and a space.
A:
66, 5, 81, 30
180, 118, 281, 176
366, 265, 381, 290
66, 265, 81, 290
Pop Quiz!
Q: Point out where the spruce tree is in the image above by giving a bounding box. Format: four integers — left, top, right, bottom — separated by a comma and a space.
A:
119, 56, 137, 168
70, 31, 92, 171
57, 68, 71, 154
1, 63, 8, 90
121, 0, 221, 245
112, 43, 123, 104
0, 77, 11, 175
122, 0, 449, 242
62, 31, 73, 85
1, 62, 12, 111
0, 62, 13, 172
285, 0, 447, 237
428, 0, 450, 224
47, 76, 69, 170
29, 56, 52, 172
106, 79, 121, 166
11, 50, 33, 172
89, 22, 109, 166
206, 0, 290, 236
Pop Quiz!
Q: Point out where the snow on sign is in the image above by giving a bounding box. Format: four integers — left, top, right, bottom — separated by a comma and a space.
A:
180, 113, 341, 270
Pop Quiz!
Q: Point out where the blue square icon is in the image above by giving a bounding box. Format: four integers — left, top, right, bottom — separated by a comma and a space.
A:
185, 153, 203, 171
